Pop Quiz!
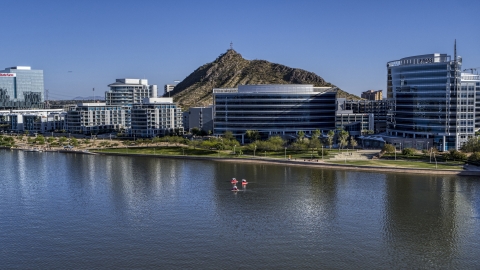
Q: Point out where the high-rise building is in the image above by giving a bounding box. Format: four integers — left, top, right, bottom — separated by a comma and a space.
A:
164, 84, 176, 96
106, 79, 157, 105
361, 90, 383, 100
386, 52, 475, 151
0, 66, 44, 109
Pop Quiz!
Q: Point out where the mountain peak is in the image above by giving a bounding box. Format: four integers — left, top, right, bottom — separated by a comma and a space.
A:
169, 51, 360, 109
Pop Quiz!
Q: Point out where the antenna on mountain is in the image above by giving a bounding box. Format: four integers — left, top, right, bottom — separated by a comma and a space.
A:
230, 41, 233, 50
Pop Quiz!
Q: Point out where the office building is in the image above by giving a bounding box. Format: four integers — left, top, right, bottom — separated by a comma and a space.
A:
361, 90, 383, 100
106, 79, 157, 105
130, 98, 183, 137
386, 52, 475, 150
183, 106, 213, 134
341, 99, 389, 133
0, 66, 44, 109
460, 72, 480, 131
213, 85, 336, 142
336, 98, 374, 136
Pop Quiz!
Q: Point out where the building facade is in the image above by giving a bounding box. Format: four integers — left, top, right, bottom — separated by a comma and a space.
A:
213, 85, 337, 142
0, 66, 44, 109
386, 53, 474, 151
183, 106, 213, 134
65, 103, 131, 134
342, 99, 389, 133
460, 72, 480, 132
106, 79, 157, 105
361, 90, 383, 100
130, 98, 183, 137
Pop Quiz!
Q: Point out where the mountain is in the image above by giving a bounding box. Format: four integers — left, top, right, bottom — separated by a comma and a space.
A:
168, 49, 361, 109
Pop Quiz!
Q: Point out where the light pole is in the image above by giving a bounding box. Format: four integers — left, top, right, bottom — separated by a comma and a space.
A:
395, 144, 397, 161
322, 145, 324, 160
234, 144, 236, 155
264, 151, 266, 158
285, 147, 287, 160
183, 148, 185, 156
254, 145, 256, 157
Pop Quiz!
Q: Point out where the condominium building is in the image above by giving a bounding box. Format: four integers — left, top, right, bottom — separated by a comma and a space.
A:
336, 98, 374, 136
386, 52, 474, 150
65, 103, 131, 134
213, 84, 336, 142
361, 90, 383, 100
130, 98, 183, 137
0, 109, 65, 133
0, 66, 44, 109
106, 79, 158, 105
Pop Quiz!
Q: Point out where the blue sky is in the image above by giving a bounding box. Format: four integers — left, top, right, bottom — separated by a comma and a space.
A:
2, 0, 479, 99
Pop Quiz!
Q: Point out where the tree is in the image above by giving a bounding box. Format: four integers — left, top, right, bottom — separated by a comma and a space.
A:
245, 130, 260, 142
223, 131, 234, 140
297, 131, 305, 142
468, 152, 480, 162
308, 137, 322, 154
327, 130, 335, 149
350, 136, 358, 149
312, 129, 321, 139
338, 130, 349, 150
190, 127, 201, 136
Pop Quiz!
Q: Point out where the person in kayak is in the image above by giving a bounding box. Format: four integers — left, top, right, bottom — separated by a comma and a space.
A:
232, 185, 238, 191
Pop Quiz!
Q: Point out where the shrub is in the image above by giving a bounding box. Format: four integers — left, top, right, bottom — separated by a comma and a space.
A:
402, 148, 415, 156
382, 144, 395, 154
468, 152, 480, 162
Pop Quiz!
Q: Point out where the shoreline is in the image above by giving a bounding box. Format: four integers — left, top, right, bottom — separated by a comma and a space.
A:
91, 151, 480, 176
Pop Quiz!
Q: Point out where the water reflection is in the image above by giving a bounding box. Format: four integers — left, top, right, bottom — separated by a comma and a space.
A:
1, 150, 480, 269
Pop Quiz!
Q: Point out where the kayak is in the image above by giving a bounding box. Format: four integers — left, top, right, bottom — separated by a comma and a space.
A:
241, 182, 248, 185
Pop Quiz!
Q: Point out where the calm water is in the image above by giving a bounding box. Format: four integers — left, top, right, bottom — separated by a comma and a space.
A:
1, 150, 479, 269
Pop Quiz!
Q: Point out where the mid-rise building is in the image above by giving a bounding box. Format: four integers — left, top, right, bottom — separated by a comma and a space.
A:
336, 98, 374, 136
183, 106, 213, 134
65, 103, 131, 134
106, 79, 157, 105
130, 98, 183, 137
213, 84, 337, 142
386, 52, 474, 151
342, 99, 389, 133
361, 90, 383, 100
1, 109, 65, 133
0, 66, 44, 109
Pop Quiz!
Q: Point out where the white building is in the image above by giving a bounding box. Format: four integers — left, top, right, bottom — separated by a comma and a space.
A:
130, 98, 183, 137
65, 103, 130, 134
0, 109, 66, 133
106, 79, 158, 105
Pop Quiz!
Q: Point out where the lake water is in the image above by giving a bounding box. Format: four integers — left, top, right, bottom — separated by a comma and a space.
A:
1, 150, 479, 269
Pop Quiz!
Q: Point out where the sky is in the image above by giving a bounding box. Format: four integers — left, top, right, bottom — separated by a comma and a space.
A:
2, 0, 479, 99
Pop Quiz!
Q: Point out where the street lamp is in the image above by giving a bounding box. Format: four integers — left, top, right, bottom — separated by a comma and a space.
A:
285, 147, 287, 160
254, 145, 256, 157
264, 151, 266, 158
322, 145, 324, 160
234, 144, 236, 155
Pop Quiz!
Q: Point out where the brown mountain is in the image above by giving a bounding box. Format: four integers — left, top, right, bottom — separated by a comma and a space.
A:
169, 49, 360, 109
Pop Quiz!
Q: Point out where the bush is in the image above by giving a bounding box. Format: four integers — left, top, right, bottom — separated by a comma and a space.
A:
468, 152, 480, 162
382, 144, 395, 154
402, 148, 415, 156
445, 150, 467, 161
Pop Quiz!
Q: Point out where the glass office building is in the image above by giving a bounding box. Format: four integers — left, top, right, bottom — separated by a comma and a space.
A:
213, 85, 336, 141
0, 66, 44, 109
387, 53, 474, 151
